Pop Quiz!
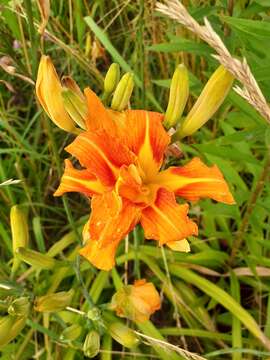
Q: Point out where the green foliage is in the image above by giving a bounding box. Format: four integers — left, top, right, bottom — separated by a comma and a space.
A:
0, 0, 270, 359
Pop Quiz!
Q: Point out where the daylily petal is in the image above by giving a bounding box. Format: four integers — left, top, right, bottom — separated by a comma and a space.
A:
89, 192, 140, 248
54, 159, 105, 197
116, 165, 158, 207
155, 157, 235, 204
65, 130, 136, 187
80, 194, 140, 270
141, 188, 198, 245
84, 87, 118, 135
167, 239, 190, 252
122, 110, 170, 179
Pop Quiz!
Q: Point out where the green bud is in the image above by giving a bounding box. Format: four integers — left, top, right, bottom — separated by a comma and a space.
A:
104, 63, 120, 94
111, 73, 134, 111
0, 315, 27, 348
10, 205, 29, 273
164, 64, 189, 129
8, 297, 30, 316
60, 324, 82, 342
34, 289, 74, 313
16, 247, 56, 270
62, 88, 87, 130
108, 322, 139, 348
174, 65, 234, 140
87, 307, 101, 321
83, 330, 100, 358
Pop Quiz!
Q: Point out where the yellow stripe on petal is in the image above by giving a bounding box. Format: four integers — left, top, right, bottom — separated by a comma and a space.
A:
141, 188, 198, 245
155, 157, 235, 204
123, 110, 170, 180
54, 159, 105, 197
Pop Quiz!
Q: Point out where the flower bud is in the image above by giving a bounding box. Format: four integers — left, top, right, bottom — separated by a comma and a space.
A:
83, 330, 100, 358
34, 289, 74, 313
175, 65, 234, 139
10, 205, 29, 273
36, 55, 78, 133
16, 247, 56, 270
164, 64, 189, 129
111, 73, 134, 111
60, 323, 82, 342
108, 322, 139, 348
61, 88, 87, 130
104, 63, 120, 95
87, 307, 101, 321
110, 279, 161, 322
8, 297, 30, 317
0, 315, 27, 347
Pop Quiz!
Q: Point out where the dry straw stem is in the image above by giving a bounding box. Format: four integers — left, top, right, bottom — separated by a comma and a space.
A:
156, 0, 270, 125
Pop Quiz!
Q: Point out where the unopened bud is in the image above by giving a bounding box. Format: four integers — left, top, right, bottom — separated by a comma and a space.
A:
62, 88, 87, 130
0, 315, 27, 347
35, 289, 74, 312
108, 322, 139, 348
83, 330, 100, 358
111, 73, 134, 111
174, 65, 234, 139
104, 63, 120, 94
8, 297, 30, 316
87, 307, 101, 321
164, 64, 189, 129
10, 205, 29, 273
16, 247, 56, 270
60, 323, 82, 342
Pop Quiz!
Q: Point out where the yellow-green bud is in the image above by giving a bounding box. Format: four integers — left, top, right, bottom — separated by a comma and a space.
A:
87, 307, 101, 321
164, 64, 189, 129
108, 322, 139, 348
83, 330, 100, 358
35, 289, 74, 313
10, 205, 29, 273
8, 297, 30, 317
0, 315, 27, 347
111, 73, 134, 111
62, 88, 87, 130
60, 324, 82, 342
174, 65, 234, 140
104, 63, 120, 94
16, 247, 56, 270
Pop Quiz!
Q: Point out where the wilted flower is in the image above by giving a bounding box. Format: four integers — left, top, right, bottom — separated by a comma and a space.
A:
110, 279, 161, 322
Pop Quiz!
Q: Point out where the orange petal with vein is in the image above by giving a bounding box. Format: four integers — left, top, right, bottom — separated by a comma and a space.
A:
122, 110, 170, 179
84, 87, 118, 135
65, 130, 136, 187
155, 157, 235, 204
141, 188, 198, 245
54, 159, 105, 197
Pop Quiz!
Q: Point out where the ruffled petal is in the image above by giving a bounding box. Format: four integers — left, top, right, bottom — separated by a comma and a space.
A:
155, 157, 235, 204
121, 110, 170, 179
54, 159, 105, 197
141, 188, 198, 245
65, 130, 136, 187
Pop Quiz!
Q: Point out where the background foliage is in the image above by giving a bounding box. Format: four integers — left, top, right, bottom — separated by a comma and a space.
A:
1, 0, 270, 359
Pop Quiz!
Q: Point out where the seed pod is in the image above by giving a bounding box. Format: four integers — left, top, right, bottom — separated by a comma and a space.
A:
8, 297, 30, 317
83, 330, 100, 358
104, 63, 120, 95
175, 65, 234, 139
164, 64, 189, 129
10, 205, 29, 273
60, 323, 82, 342
111, 73, 134, 111
34, 289, 74, 312
0, 315, 27, 347
61, 88, 87, 130
16, 247, 56, 270
108, 322, 139, 348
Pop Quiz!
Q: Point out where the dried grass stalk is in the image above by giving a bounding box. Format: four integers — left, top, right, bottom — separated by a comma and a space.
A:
156, 0, 270, 124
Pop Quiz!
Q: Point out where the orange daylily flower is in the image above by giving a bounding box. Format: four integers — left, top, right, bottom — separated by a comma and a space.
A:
55, 88, 235, 270
110, 279, 161, 322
